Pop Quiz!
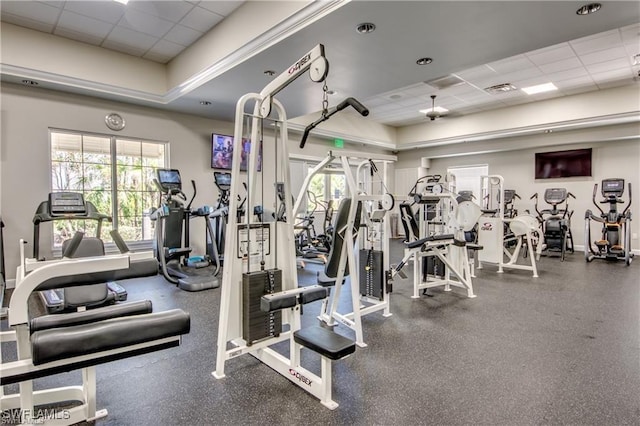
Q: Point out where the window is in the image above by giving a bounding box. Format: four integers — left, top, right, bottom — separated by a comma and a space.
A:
307, 169, 346, 213
447, 164, 488, 203
50, 130, 167, 247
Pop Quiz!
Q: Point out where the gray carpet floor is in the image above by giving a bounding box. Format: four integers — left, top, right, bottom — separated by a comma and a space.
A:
2, 240, 639, 425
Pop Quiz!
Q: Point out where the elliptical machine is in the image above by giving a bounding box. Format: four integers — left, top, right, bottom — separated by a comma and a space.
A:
584, 178, 633, 265
531, 188, 575, 261
153, 169, 221, 291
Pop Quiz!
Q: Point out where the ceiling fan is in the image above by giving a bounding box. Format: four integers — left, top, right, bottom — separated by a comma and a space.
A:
425, 94, 446, 121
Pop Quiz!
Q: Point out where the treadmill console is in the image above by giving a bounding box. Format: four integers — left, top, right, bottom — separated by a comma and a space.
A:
601, 178, 624, 198
157, 169, 182, 192
544, 188, 567, 205
214, 172, 231, 191
48, 192, 87, 216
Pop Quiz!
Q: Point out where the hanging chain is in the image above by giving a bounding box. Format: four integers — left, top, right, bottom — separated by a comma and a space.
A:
322, 81, 329, 118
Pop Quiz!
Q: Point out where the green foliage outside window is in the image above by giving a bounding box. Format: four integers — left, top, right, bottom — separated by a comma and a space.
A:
50, 131, 166, 247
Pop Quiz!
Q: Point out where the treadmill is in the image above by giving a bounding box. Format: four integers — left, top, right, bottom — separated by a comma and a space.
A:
33, 192, 128, 313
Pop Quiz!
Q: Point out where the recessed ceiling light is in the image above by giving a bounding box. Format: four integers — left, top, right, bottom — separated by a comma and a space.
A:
356, 22, 376, 34
113, 0, 129, 4
416, 57, 433, 65
200, 101, 212, 106
21, 79, 38, 86
485, 83, 517, 94
419, 106, 449, 114
263, 70, 275, 76
576, 3, 601, 15
521, 82, 558, 95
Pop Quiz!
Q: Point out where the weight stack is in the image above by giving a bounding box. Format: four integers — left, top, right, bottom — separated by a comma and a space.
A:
242, 269, 282, 345
359, 249, 384, 300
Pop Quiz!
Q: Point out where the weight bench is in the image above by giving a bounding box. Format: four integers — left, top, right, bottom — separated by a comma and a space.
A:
260, 285, 356, 409
1, 254, 191, 425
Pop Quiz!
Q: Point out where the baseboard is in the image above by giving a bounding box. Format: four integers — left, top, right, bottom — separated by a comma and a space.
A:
573, 245, 639, 256
6, 278, 15, 289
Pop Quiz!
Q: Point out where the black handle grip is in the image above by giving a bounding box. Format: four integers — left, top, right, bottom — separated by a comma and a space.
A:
299, 127, 313, 149
337, 97, 369, 116
110, 229, 130, 253
63, 231, 84, 258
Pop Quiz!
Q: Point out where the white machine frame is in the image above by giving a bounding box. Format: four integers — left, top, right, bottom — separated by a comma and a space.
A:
400, 176, 477, 299
214, 44, 355, 409
293, 152, 395, 347
476, 175, 541, 277
1, 254, 182, 425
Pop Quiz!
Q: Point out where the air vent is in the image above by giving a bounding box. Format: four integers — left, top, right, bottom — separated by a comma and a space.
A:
485, 83, 517, 94
424, 75, 465, 90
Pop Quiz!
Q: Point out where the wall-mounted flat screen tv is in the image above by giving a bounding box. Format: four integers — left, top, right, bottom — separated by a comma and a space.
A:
211, 134, 262, 171
535, 148, 592, 179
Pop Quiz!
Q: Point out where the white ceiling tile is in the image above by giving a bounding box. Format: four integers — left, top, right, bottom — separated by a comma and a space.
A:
559, 85, 597, 96
526, 43, 575, 65
63, 1, 125, 24
486, 54, 536, 74
624, 42, 640, 58
142, 51, 173, 64
179, 5, 223, 32
580, 47, 628, 65
0, 1, 60, 24
586, 58, 632, 75
590, 68, 633, 83
104, 26, 158, 54
146, 39, 186, 57
0, 13, 55, 33
38, 1, 65, 8
453, 65, 496, 82
163, 24, 203, 46
128, 1, 194, 23
619, 23, 640, 42
57, 10, 113, 40
516, 75, 553, 89
554, 75, 595, 89
538, 57, 583, 74
120, 9, 175, 38
53, 27, 103, 46
197, 0, 244, 17
595, 79, 635, 90
439, 82, 479, 96
570, 31, 623, 55
102, 40, 147, 57
545, 67, 589, 83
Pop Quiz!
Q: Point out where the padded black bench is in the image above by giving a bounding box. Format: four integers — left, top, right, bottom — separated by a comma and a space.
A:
406, 233, 455, 249
30, 300, 152, 333
293, 326, 355, 360
31, 309, 190, 366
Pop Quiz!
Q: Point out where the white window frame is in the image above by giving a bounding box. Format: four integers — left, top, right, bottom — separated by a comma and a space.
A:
49, 128, 168, 252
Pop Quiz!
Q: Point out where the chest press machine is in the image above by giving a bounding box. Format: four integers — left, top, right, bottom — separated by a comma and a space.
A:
1, 253, 190, 425
214, 45, 372, 409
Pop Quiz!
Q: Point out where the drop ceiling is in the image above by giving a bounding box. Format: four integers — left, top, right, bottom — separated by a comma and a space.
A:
1, 1, 639, 144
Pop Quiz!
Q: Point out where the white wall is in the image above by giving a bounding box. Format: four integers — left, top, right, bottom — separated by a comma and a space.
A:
396, 137, 640, 252
0, 82, 389, 280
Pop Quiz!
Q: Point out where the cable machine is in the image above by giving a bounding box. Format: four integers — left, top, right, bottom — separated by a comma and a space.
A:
292, 152, 396, 347
214, 44, 370, 409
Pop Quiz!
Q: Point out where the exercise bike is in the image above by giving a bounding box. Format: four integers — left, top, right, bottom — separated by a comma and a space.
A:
531, 188, 575, 261
584, 178, 633, 265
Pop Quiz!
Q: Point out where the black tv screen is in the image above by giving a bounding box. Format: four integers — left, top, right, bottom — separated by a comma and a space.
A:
535, 148, 592, 179
211, 133, 261, 171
